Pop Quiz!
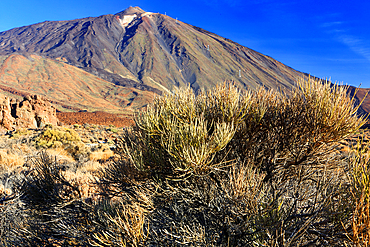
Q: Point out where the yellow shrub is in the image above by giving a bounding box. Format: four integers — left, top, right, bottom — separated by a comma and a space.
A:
35, 128, 81, 148
11, 128, 31, 138
35, 127, 88, 158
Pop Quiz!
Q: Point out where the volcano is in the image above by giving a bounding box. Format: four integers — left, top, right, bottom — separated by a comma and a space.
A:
0, 6, 367, 114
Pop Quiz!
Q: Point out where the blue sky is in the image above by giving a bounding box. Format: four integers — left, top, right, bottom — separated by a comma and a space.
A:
0, 0, 369, 87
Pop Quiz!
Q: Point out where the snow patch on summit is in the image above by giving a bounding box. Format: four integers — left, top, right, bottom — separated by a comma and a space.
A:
116, 12, 157, 29
117, 14, 137, 28
141, 12, 154, 18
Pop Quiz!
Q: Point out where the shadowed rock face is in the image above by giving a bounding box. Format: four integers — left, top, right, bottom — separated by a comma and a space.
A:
0, 94, 59, 130
0, 6, 368, 115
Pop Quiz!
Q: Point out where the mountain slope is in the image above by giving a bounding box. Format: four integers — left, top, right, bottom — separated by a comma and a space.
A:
1, 6, 365, 114
0, 54, 154, 112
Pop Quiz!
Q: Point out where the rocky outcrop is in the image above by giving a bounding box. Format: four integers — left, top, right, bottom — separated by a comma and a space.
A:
0, 94, 59, 130
0, 94, 14, 130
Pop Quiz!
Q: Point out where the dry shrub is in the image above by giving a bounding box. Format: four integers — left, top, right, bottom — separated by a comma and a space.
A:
124, 78, 365, 183
7, 151, 151, 246
10, 128, 31, 138
17, 152, 81, 209
0, 191, 25, 246
227, 77, 366, 183
0, 149, 24, 172
341, 145, 352, 153
10, 152, 99, 246
35, 127, 80, 147
94, 155, 155, 245
63, 170, 96, 199
349, 193, 370, 246
63, 160, 105, 199
344, 142, 370, 246
91, 202, 150, 247
125, 83, 253, 180
110, 78, 366, 245
223, 162, 265, 208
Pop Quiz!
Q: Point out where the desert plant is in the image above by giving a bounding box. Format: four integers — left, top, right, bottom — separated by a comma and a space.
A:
90, 149, 114, 163
35, 126, 89, 159
226, 77, 366, 183
123, 83, 254, 180
10, 128, 31, 138
0, 193, 27, 246
123, 78, 366, 183
107, 78, 366, 246
17, 151, 80, 209
91, 201, 151, 247
35, 127, 81, 148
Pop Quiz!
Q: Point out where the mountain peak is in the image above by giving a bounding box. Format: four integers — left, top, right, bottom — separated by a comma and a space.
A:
116, 6, 145, 17
0, 6, 328, 115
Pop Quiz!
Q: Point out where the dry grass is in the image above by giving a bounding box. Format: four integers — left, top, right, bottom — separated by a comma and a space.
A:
63, 160, 106, 198
345, 143, 370, 246
348, 192, 370, 246
0, 183, 12, 196
341, 145, 352, 153
79, 160, 104, 173
90, 149, 115, 162
63, 169, 97, 199
45, 147, 75, 163
224, 162, 265, 207
0, 149, 24, 172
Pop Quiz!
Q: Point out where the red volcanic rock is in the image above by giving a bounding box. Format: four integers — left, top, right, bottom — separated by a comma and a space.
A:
0, 94, 59, 130
57, 111, 134, 127
0, 94, 14, 130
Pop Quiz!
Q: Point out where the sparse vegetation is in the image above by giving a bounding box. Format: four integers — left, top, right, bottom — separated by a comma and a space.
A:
10, 128, 31, 139
35, 127, 81, 148
34, 126, 89, 159
108, 127, 118, 133
1, 78, 370, 246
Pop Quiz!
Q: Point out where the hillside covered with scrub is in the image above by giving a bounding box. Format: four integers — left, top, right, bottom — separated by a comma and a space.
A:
1, 77, 370, 246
